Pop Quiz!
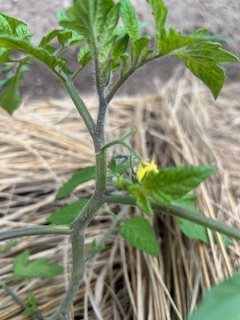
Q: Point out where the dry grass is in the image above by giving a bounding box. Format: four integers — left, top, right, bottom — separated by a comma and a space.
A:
0, 70, 240, 319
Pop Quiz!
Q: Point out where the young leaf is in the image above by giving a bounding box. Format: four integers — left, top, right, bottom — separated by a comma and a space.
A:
0, 13, 31, 40
120, 0, 140, 40
13, 250, 63, 280
59, 0, 115, 55
147, 0, 168, 38
131, 35, 151, 65
142, 166, 216, 205
98, 3, 120, 62
47, 198, 89, 225
0, 48, 12, 63
120, 216, 158, 256
56, 166, 95, 200
112, 34, 129, 59
22, 292, 38, 317
187, 271, 240, 320
39, 29, 62, 47
174, 195, 232, 245
78, 45, 92, 68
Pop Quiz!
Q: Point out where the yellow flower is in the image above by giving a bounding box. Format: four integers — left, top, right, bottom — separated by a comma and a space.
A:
136, 159, 159, 182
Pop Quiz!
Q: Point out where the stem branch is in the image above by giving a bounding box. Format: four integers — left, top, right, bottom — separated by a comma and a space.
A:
0, 226, 71, 242
106, 195, 240, 241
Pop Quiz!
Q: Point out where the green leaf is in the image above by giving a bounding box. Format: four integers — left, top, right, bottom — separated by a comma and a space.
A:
112, 34, 129, 59
22, 292, 38, 317
128, 184, 153, 216
47, 198, 89, 225
98, 3, 120, 63
0, 35, 65, 72
13, 250, 63, 280
39, 29, 61, 47
0, 63, 28, 114
120, 216, 158, 256
56, 166, 95, 199
59, 0, 115, 54
78, 45, 92, 68
120, 0, 140, 40
175, 42, 239, 99
158, 28, 204, 56
147, 0, 168, 38
174, 195, 232, 245
1, 65, 15, 74
0, 48, 12, 63
0, 76, 21, 114
0, 13, 31, 40
143, 166, 216, 205
131, 35, 151, 65
187, 271, 240, 320
155, 27, 239, 99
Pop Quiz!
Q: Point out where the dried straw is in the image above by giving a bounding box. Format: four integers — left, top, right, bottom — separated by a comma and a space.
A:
0, 69, 239, 319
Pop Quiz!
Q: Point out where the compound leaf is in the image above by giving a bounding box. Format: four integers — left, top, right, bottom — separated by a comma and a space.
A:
120, 216, 158, 256
13, 250, 63, 280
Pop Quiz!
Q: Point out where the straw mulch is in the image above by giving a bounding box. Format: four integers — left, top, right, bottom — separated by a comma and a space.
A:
0, 70, 240, 320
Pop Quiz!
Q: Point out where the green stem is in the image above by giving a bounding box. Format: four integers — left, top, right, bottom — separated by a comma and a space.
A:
101, 129, 142, 161
106, 195, 240, 241
58, 230, 85, 319
0, 281, 43, 320
0, 226, 71, 241
59, 73, 96, 141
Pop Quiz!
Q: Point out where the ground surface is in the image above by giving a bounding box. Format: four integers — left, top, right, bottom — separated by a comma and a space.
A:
0, 0, 239, 98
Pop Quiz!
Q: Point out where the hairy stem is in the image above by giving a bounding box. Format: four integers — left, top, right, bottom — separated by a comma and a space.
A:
0, 226, 71, 241
106, 195, 240, 241
59, 73, 96, 141
58, 230, 85, 319
0, 281, 43, 320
